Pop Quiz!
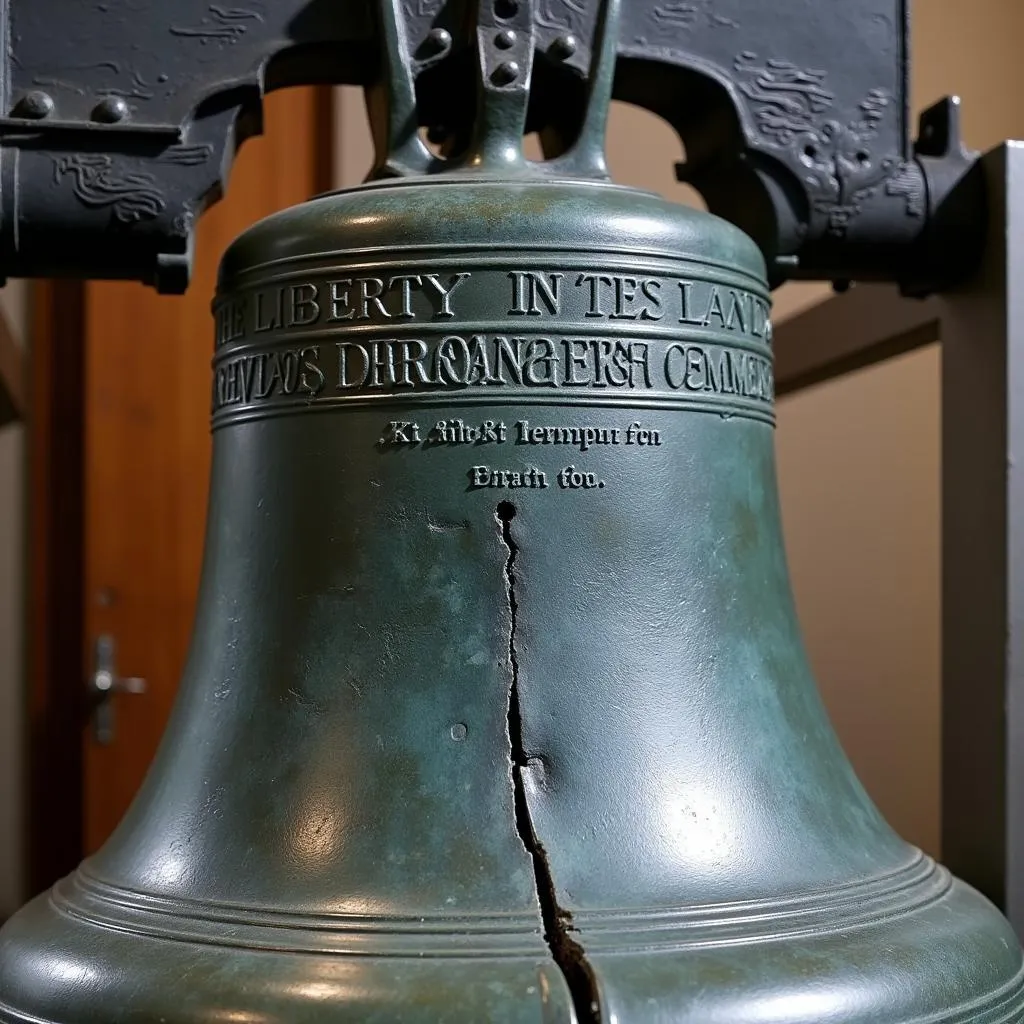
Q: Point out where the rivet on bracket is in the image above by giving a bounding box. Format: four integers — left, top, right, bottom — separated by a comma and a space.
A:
11, 91, 54, 120
92, 96, 130, 124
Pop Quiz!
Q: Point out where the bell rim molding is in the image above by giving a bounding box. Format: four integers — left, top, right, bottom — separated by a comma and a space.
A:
40, 850, 959, 959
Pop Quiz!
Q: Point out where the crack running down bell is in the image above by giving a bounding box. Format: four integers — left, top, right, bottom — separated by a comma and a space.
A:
1, 0, 1022, 1021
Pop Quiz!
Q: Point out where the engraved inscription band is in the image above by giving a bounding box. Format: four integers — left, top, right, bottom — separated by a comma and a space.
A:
211, 259, 774, 429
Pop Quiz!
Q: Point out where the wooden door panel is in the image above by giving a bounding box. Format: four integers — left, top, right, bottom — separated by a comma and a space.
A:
83, 88, 331, 853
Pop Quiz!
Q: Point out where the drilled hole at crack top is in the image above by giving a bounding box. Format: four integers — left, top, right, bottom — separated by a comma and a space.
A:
496, 500, 516, 524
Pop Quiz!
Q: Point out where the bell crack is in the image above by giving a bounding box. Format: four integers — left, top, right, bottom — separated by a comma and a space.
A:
495, 501, 602, 1024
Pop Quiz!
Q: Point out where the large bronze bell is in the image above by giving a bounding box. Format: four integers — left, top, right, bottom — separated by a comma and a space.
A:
2, 0, 1023, 1020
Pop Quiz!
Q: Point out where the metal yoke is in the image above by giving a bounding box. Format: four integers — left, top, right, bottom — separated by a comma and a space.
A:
0, 0, 982, 297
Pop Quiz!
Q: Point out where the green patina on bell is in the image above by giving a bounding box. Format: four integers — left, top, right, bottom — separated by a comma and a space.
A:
2, 0, 1022, 1020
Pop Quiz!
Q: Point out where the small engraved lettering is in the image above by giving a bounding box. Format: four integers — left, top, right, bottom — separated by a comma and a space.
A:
216, 297, 247, 346
479, 419, 506, 443
470, 466, 549, 490
214, 345, 325, 408
290, 284, 320, 327
390, 275, 422, 318
359, 278, 389, 319
679, 281, 770, 338
513, 420, 661, 451
516, 421, 617, 451
509, 271, 564, 316
431, 419, 509, 444
557, 466, 606, 490
624, 421, 662, 446
380, 421, 422, 445
664, 343, 774, 401
424, 272, 471, 318
576, 273, 663, 321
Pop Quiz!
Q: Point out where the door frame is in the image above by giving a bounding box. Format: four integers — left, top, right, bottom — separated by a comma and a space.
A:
24, 86, 336, 897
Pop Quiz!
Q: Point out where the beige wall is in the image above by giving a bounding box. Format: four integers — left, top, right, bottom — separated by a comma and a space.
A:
0, 281, 28, 916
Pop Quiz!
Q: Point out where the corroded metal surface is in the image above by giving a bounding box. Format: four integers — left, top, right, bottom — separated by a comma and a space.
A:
3, 172, 1023, 1024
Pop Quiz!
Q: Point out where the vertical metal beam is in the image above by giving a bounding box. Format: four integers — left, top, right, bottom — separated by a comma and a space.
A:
940, 142, 1024, 928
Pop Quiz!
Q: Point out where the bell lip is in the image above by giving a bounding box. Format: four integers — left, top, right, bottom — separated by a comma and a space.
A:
12, 849, 963, 959
1, 871, 1023, 1024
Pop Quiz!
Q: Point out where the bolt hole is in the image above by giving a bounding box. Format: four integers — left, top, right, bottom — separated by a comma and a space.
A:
496, 501, 516, 523
419, 125, 450, 158
856, 150, 870, 165
490, 60, 520, 86
804, 144, 818, 160
494, 0, 518, 19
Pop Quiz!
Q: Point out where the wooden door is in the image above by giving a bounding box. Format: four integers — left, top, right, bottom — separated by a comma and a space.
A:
80, 88, 333, 854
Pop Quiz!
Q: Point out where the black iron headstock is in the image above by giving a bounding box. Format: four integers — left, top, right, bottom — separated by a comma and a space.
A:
0, 0, 981, 296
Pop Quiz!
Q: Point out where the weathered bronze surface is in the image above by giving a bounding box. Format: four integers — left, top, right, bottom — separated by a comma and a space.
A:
2, 0, 1023, 1020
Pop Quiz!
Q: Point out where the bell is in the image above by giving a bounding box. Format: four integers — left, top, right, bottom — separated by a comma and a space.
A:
2, 0, 1023, 1020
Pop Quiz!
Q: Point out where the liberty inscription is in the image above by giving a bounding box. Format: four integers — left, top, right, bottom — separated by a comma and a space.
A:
215, 269, 770, 344
212, 263, 774, 492
213, 268, 772, 408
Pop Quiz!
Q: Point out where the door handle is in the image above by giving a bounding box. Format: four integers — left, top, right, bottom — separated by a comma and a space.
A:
87, 634, 147, 745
